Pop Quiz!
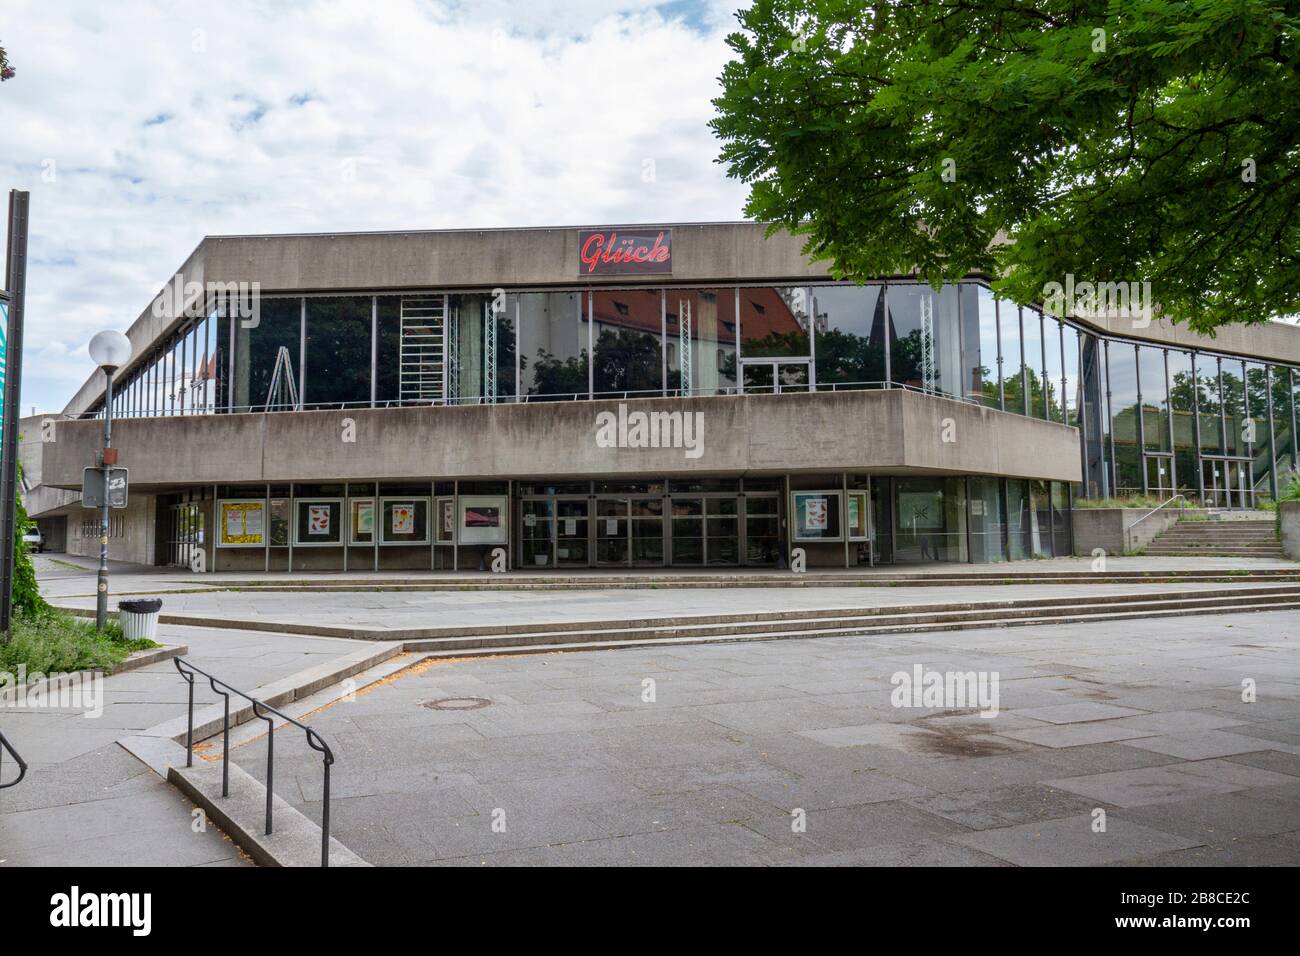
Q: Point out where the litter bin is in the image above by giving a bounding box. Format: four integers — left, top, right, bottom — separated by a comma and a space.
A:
118, 598, 163, 641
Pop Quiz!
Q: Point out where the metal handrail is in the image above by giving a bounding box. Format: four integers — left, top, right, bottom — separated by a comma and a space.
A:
1124, 494, 1187, 552
0, 729, 28, 789
174, 657, 335, 867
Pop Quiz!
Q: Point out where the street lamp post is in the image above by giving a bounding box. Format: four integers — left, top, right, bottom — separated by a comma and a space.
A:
88, 331, 132, 631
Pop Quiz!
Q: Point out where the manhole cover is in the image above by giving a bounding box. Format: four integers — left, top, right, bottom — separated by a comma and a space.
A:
421, 697, 493, 711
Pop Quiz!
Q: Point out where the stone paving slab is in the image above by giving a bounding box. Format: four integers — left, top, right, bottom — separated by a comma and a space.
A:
218, 608, 1300, 866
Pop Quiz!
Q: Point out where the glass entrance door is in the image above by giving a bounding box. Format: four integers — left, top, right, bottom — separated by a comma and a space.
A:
630, 497, 665, 566
555, 498, 589, 566
519, 499, 554, 568
1144, 454, 1174, 498
596, 499, 629, 566
669, 497, 704, 564
1202, 458, 1253, 508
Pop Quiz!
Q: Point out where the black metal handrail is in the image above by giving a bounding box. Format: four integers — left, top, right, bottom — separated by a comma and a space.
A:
174, 657, 335, 867
0, 729, 28, 790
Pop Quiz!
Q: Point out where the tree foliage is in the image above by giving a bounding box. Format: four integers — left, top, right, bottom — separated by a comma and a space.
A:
711, 0, 1300, 333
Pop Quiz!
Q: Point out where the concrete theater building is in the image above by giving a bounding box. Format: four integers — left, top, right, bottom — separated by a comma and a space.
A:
28, 222, 1300, 572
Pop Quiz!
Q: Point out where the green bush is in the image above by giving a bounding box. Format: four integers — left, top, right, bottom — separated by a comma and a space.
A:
0, 610, 155, 675
11, 452, 50, 619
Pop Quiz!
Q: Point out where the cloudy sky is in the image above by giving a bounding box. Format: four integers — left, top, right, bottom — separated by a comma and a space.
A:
1, 0, 752, 413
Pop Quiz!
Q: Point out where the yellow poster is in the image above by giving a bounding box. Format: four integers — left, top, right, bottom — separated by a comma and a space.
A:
219, 501, 265, 546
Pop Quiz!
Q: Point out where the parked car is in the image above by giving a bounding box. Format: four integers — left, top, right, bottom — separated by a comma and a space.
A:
21, 528, 42, 553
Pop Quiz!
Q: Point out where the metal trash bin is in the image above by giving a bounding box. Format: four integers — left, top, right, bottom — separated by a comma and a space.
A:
118, 598, 162, 641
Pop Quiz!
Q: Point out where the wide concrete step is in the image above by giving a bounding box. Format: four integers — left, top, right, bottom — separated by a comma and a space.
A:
189, 568, 1300, 593
403, 586, 1300, 652
415, 599, 1300, 658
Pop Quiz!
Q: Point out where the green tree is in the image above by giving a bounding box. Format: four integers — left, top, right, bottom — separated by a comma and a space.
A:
0, 42, 14, 81
712, 1, 1300, 334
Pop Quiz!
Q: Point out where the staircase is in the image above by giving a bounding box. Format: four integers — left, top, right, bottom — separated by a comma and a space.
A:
397, 583, 1300, 657
1145, 517, 1282, 558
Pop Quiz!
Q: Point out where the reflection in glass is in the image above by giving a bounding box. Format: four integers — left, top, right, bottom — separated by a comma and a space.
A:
811, 284, 886, 390
887, 284, 961, 397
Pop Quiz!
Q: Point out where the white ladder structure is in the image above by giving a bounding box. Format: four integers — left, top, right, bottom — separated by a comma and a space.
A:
400, 296, 446, 404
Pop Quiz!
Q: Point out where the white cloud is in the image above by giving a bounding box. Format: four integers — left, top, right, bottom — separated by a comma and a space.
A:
0, 0, 750, 413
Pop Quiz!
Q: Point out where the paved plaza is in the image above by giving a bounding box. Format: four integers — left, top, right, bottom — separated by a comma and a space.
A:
5, 555, 1299, 867
227, 609, 1300, 866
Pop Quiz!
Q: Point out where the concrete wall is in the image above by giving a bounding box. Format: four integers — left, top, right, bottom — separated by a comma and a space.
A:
1281, 501, 1300, 560
64, 494, 158, 565
1071, 507, 1199, 555
42, 389, 1082, 490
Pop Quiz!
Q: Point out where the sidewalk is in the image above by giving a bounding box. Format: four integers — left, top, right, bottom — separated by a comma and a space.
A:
0, 618, 373, 866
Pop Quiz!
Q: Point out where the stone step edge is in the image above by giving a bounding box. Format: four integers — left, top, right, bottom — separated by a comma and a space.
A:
168, 760, 369, 867
405, 590, 1300, 650
54, 582, 1300, 643
414, 599, 1300, 659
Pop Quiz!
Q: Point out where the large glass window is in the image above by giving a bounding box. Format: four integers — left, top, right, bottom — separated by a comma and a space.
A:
961, 284, 999, 408
593, 289, 662, 398
1021, 307, 1046, 418
445, 293, 513, 405
305, 296, 370, 409
1000, 303, 1024, 414
811, 284, 886, 390
1042, 314, 1063, 422
375, 296, 401, 406
1108, 343, 1141, 495
894, 477, 967, 562
1138, 346, 1170, 453
968, 477, 1006, 562
887, 284, 961, 397
1246, 362, 1273, 498
520, 291, 586, 400
671, 289, 739, 395
1221, 358, 1247, 457
1062, 324, 1080, 427
230, 297, 301, 411
1196, 353, 1224, 455
1167, 349, 1198, 496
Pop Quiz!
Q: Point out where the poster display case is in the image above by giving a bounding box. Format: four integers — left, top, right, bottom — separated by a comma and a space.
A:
790, 490, 843, 542
380, 497, 430, 545
293, 499, 343, 546
217, 500, 266, 548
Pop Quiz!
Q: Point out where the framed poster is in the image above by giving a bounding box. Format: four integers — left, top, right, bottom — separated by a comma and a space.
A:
217, 500, 266, 548
435, 497, 456, 544
459, 495, 508, 545
349, 498, 375, 545
790, 491, 843, 542
847, 491, 869, 542
381, 497, 430, 545
293, 499, 343, 546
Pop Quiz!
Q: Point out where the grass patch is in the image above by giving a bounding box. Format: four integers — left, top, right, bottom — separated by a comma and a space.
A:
1073, 495, 1194, 510
0, 609, 159, 675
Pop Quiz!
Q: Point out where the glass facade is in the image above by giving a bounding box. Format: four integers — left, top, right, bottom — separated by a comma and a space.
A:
92, 279, 1300, 514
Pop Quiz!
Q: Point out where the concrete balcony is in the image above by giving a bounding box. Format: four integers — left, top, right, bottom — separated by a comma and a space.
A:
40, 387, 1081, 491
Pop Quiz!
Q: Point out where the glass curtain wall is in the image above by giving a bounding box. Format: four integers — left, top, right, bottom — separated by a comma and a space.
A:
886, 284, 961, 396
305, 296, 371, 409
593, 289, 662, 398
811, 284, 886, 389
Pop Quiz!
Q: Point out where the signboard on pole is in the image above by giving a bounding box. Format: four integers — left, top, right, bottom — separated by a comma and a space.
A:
0, 190, 30, 636
82, 467, 129, 509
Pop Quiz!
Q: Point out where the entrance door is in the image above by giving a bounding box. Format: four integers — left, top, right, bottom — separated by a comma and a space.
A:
1144, 454, 1174, 498
630, 497, 665, 566
519, 499, 554, 568
554, 498, 589, 566
743, 494, 780, 566
1202, 458, 1253, 509
595, 499, 630, 566
669, 497, 705, 564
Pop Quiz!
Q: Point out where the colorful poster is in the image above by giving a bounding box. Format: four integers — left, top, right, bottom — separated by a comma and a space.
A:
806, 497, 828, 530
356, 501, 374, 535
219, 501, 265, 547
392, 503, 414, 535
308, 504, 331, 536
